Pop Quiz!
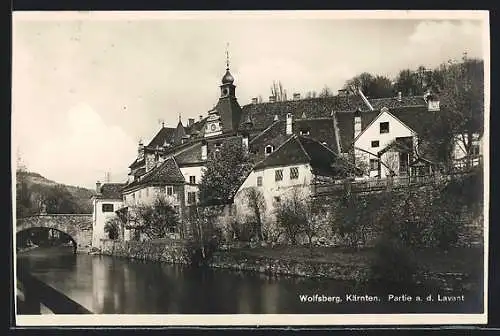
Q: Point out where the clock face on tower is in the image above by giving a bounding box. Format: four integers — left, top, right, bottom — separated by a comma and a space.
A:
221, 87, 229, 97
210, 123, 217, 131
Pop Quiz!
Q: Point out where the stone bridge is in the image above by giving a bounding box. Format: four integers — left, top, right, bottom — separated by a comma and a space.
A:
16, 214, 93, 253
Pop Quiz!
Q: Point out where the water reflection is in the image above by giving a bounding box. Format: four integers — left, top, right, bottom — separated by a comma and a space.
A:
17, 250, 481, 314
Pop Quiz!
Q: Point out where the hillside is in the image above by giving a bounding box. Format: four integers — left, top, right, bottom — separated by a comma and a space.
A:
16, 171, 97, 216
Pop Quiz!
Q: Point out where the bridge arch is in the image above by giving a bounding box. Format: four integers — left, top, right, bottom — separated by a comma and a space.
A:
16, 214, 93, 253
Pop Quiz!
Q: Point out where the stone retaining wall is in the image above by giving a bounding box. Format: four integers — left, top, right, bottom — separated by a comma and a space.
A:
100, 239, 192, 264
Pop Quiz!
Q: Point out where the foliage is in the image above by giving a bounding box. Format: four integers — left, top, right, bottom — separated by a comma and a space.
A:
393, 66, 429, 96
104, 217, 121, 240
344, 72, 394, 98
241, 187, 266, 241
185, 205, 223, 265
275, 188, 320, 247
270, 80, 288, 102
198, 141, 253, 206
135, 197, 180, 240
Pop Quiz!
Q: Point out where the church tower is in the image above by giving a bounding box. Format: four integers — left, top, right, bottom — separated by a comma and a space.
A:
205, 45, 242, 138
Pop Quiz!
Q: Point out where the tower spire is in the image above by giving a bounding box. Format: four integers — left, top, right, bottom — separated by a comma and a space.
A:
225, 42, 230, 70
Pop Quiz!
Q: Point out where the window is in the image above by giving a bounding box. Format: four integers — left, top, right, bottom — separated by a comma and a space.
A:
257, 176, 263, 187
274, 196, 281, 203
369, 159, 379, 171
380, 122, 389, 134
275, 169, 283, 181
167, 186, 173, 196
300, 130, 310, 136
187, 192, 196, 204
102, 204, 114, 212
265, 145, 274, 155
471, 143, 480, 155
290, 167, 299, 180
371, 140, 380, 148
189, 176, 196, 184
214, 142, 222, 149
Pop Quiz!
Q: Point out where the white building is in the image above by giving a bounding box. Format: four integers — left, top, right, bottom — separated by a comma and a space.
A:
91, 182, 126, 249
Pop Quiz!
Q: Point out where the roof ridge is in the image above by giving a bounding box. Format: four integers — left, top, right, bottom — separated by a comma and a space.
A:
295, 136, 312, 162
249, 120, 284, 145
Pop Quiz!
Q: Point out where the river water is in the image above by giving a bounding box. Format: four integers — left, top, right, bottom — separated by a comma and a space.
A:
16, 247, 482, 315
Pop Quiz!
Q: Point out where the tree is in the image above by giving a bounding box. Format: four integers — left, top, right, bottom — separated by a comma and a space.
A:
319, 86, 333, 97
270, 81, 287, 102
44, 185, 82, 214
135, 196, 180, 240
241, 187, 266, 241
104, 217, 121, 240
344, 72, 394, 98
275, 188, 319, 247
198, 142, 253, 206
437, 56, 484, 162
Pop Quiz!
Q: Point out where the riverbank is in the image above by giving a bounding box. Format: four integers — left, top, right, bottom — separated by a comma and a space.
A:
98, 240, 483, 292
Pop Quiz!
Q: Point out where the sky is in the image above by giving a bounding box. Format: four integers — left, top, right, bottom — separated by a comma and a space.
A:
12, 11, 488, 189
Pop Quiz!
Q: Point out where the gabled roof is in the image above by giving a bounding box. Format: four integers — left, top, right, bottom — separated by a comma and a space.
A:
253, 135, 358, 177
96, 183, 126, 199
335, 110, 379, 151
389, 105, 437, 136
123, 157, 185, 192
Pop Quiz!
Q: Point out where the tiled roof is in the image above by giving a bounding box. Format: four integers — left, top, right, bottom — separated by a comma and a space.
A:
239, 95, 367, 132
123, 157, 184, 192
389, 106, 435, 135
147, 127, 176, 148
293, 118, 338, 152
97, 183, 126, 199
253, 135, 358, 177
174, 142, 203, 165
369, 95, 427, 110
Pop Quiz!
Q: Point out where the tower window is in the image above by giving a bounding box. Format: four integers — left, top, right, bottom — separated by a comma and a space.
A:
380, 122, 389, 134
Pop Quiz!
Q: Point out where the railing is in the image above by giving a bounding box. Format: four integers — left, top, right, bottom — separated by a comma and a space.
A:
16, 266, 93, 315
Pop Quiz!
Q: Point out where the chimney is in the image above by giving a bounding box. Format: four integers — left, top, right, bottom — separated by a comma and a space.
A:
201, 140, 207, 160
293, 93, 301, 100
251, 97, 258, 104
286, 113, 293, 135
354, 109, 362, 139
427, 94, 440, 112
188, 118, 195, 127
269, 95, 276, 103
397, 91, 402, 102
96, 181, 102, 193
242, 132, 249, 154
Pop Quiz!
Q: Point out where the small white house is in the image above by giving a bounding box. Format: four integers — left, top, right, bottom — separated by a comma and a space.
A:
91, 182, 126, 249
235, 134, 360, 217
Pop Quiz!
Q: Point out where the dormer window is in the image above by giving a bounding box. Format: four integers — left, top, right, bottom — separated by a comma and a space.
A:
300, 129, 310, 136
265, 145, 275, 155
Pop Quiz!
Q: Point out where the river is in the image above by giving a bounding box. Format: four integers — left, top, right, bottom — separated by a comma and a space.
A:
16, 247, 482, 315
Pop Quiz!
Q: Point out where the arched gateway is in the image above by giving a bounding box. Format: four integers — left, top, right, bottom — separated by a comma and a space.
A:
16, 214, 93, 253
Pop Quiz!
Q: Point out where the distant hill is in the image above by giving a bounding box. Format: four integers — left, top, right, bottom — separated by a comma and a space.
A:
16, 170, 97, 216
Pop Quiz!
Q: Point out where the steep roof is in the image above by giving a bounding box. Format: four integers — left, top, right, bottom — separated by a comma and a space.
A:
335, 110, 379, 151
253, 135, 357, 177
96, 183, 126, 199
147, 127, 176, 148
389, 105, 437, 136
123, 157, 185, 192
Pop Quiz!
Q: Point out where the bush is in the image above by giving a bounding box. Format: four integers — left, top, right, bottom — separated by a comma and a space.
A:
104, 218, 121, 240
